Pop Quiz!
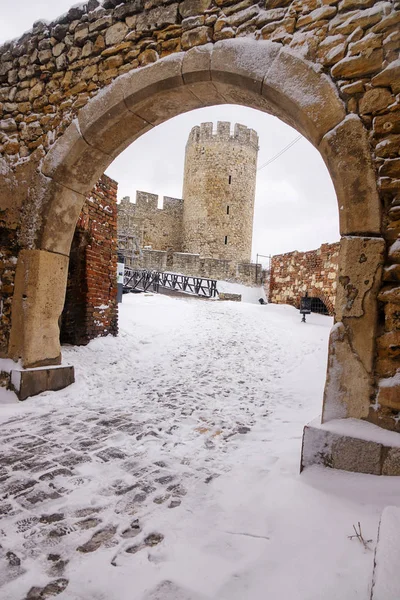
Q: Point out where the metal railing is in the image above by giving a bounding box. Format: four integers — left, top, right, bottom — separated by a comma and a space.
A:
124, 268, 218, 298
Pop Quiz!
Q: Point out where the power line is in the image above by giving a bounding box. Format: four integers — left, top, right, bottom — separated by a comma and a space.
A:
257, 135, 302, 171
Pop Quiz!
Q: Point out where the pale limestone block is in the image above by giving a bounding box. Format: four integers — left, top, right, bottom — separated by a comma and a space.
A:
322, 321, 373, 421
182, 43, 212, 84
123, 52, 184, 111
39, 181, 85, 257
263, 46, 346, 145
335, 236, 385, 321
9, 250, 69, 368
211, 39, 281, 94
78, 77, 152, 158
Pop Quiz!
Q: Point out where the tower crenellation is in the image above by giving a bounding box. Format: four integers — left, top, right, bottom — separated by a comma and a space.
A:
187, 121, 259, 152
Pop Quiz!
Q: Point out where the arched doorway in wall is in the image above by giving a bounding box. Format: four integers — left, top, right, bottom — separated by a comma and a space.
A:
8, 40, 383, 426
60, 101, 339, 347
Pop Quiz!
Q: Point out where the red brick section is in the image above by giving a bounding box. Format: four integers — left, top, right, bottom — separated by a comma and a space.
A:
269, 242, 340, 316
0, 229, 19, 357
61, 174, 118, 345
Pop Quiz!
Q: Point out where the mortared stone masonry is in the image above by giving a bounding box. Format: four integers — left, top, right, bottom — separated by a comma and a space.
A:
269, 242, 340, 316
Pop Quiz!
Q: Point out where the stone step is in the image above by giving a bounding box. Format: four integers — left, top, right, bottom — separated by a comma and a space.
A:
11, 365, 75, 401
301, 417, 400, 476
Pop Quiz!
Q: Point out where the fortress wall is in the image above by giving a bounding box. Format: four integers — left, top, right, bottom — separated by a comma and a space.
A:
117, 192, 184, 261
269, 242, 340, 315
172, 252, 200, 275
141, 249, 167, 271
200, 257, 232, 281
61, 174, 118, 345
237, 263, 262, 286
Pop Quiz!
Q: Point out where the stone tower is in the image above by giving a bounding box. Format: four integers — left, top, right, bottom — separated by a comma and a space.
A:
182, 122, 259, 263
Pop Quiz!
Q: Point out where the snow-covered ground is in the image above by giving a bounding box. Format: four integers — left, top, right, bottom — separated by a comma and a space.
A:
1, 293, 400, 600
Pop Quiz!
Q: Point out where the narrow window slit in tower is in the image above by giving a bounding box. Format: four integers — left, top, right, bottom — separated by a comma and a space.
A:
228, 175, 232, 184
224, 235, 228, 245
226, 205, 230, 215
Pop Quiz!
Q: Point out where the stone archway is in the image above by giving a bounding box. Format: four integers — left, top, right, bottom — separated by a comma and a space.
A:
7, 40, 384, 427
1, 0, 399, 471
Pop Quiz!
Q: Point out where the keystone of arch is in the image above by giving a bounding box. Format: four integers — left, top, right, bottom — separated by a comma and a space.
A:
181, 40, 346, 144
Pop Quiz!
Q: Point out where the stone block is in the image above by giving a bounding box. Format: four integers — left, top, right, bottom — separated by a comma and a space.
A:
41, 120, 112, 196
331, 435, 382, 474
181, 26, 212, 50
377, 378, 400, 410
301, 418, 400, 476
179, 0, 212, 18
319, 115, 381, 236
322, 236, 384, 422
12, 365, 75, 401
136, 3, 178, 31
9, 250, 69, 369
184, 80, 227, 108
39, 180, 86, 257
264, 46, 346, 146
182, 44, 212, 84
78, 77, 152, 158
331, 49, 383, 79
335, 236, 385, 321
123, 52, 184, 110
131, 85, 203, 127
322, 322, 373, 421
211, 39, 281, 95
122, 52, 204, 125
382, 449, 400, 476
218, 293, 241, 302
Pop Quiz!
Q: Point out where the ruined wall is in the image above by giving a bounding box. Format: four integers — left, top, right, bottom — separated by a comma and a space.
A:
171, 252, 261, 285
139, 249, 167, 270
269, 242, 340, 315
117, 192, 183, 265
61, 174, 118, 345
182, 122, 258, 262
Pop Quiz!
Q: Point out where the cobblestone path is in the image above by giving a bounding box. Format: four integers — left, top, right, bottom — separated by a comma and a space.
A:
0, 296, 330, 599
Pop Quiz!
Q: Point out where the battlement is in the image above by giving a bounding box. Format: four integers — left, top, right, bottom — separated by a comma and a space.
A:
187, 122, 259, 150
136, 190, 158, 210
118, 192, 183, 216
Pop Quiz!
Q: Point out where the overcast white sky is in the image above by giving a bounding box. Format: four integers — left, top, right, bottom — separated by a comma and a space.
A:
1, 1, 340, 262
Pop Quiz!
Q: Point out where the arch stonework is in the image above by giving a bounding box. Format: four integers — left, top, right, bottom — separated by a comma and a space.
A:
0, 1, 399, 462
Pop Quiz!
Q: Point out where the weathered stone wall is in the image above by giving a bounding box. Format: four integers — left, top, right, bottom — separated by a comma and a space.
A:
140, 248, 167, 270
237, 262, 262, 286
269, 242, 340, 315
172, 252, 200, 275
183, 121, 258, 262
61, 174, 118, 345
172, 251, 261, 285
117, 192, 184, 264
